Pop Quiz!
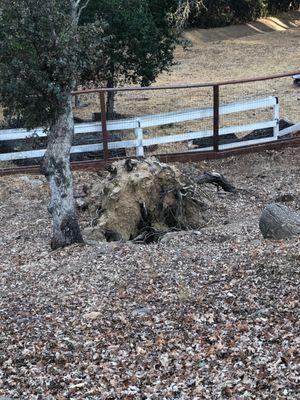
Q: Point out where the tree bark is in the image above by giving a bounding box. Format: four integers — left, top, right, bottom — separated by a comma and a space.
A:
195, 172, 236, 192
74, 81, 81, 108
259, 203, 300, 240
42, 95, 83, 249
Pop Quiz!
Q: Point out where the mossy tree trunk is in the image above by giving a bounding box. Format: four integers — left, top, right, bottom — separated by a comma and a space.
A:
43, 95, 83, 249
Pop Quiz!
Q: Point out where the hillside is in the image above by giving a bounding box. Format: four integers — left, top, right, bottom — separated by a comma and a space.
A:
1, 12, 300, 125
1, 148, 300, 398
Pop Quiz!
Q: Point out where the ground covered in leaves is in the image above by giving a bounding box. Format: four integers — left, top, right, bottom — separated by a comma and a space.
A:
0, 148, 299, 399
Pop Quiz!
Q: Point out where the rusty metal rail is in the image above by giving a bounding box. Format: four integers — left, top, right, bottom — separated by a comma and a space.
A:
1, 136, 300, 177
71, 70, 300, 94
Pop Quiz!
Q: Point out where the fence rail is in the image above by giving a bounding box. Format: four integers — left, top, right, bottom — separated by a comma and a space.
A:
71, 70, 300, 93
1, 71, 300, 170
0, 95, 293, 161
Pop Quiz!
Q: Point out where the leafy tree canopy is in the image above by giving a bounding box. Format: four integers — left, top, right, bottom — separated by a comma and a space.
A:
80, 0, 178, 88
0, 0, 106, 129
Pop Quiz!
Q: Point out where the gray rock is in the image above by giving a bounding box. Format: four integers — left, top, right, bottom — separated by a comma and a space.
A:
131, 307, 151, 317
259, 203, 300, 240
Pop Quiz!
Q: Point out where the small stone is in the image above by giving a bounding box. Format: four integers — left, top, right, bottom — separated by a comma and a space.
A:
131, 307, 151, 317
83, 311, 101, 320
193, 231, 202, 236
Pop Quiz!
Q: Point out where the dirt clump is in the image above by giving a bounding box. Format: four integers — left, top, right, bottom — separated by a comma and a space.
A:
82, 157, 208, 242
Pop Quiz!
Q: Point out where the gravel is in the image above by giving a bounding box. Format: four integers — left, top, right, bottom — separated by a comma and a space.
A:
0, 148, 299, 399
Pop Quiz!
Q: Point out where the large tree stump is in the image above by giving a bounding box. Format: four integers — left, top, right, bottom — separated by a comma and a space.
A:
259, 203, 300, 240
83, 157, 207, 242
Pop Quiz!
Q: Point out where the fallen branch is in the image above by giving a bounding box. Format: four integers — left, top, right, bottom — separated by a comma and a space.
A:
194, 172, 236, 193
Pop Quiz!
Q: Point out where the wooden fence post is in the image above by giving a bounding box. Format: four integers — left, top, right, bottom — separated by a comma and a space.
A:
99, 91, 109, 161
273, 96, 280, 139
213, 85, 220, 152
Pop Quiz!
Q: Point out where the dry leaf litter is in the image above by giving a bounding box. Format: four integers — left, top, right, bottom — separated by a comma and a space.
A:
0, 148, 299, 399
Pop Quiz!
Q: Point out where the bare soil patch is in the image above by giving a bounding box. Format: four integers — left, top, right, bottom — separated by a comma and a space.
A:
0, 147, 300, 398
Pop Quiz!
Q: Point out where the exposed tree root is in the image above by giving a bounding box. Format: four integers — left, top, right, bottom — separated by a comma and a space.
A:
81, 159, 236, 243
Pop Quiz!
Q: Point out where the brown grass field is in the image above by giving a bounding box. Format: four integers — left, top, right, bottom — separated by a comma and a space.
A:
71, 11, 300, 154
73, 11, 300, 118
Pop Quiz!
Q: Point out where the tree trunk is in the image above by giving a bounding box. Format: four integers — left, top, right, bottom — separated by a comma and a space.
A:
74, 81, 81, 108
259, 203, 300, 240
42, 95, 83, 249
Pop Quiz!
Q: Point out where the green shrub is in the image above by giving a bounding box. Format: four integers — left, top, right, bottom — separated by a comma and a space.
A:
268, 0, 300, 14
186, 0, 299, 28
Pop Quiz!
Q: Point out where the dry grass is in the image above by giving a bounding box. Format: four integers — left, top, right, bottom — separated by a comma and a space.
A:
69, 11, 300, 155
1, 11, 300, 156
1, 11, 300, 124
71, 11, 300, 120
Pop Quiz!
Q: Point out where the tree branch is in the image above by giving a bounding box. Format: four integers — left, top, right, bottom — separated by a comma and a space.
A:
194, 172, 236, 193
76, 0, 91, 20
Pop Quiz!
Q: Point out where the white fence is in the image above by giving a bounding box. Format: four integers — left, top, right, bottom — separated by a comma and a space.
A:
0, 96, 299, 162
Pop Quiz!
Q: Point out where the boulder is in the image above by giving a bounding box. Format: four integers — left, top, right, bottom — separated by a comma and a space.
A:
259, 203, 300, 240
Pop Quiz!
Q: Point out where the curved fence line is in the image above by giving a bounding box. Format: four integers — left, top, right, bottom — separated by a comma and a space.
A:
72, 71, 300, 94
1, 70, 300, 175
